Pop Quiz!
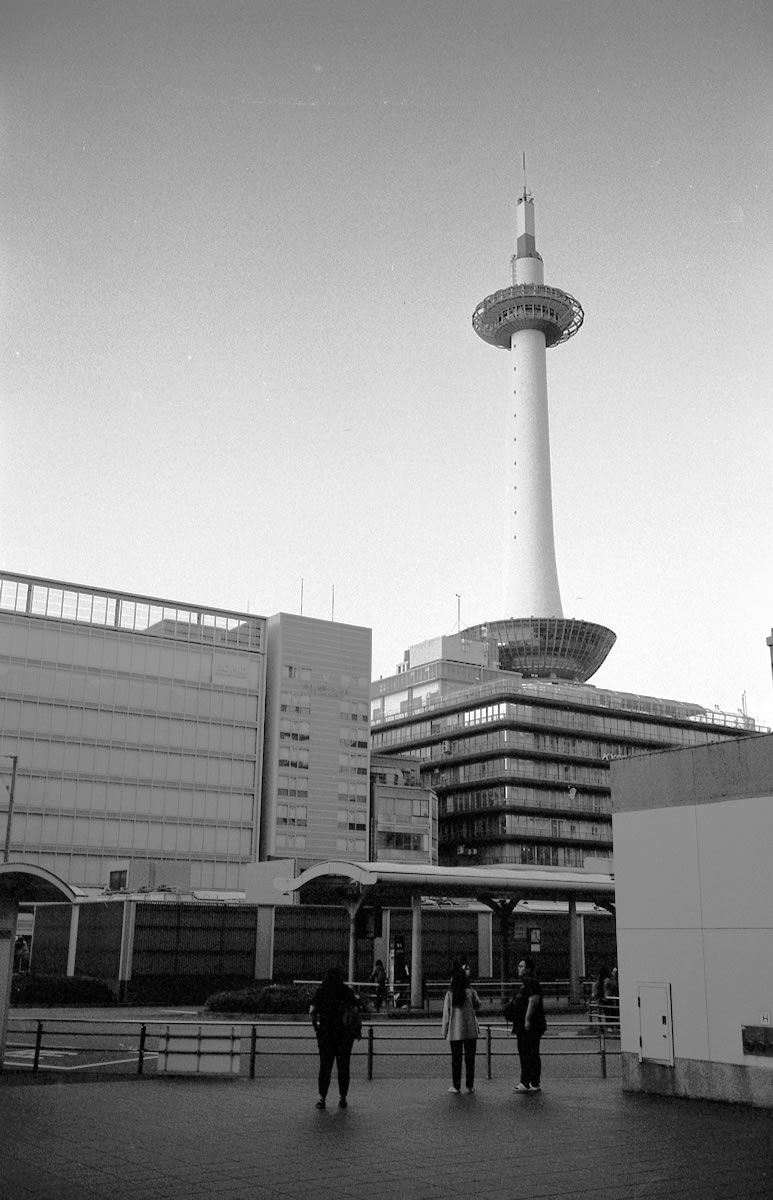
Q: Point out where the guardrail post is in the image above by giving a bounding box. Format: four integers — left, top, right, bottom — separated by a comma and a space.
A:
486, 1025, 492, 1080
249, 1025, 257, 1079
367, 1024, 374, 1081
33, 1020, 43, 1073
137, 1024, 147, 1075
599, 1025, 607, 1079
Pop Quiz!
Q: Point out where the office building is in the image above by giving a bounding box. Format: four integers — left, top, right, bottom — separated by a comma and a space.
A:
0, 571, 266, 891
371, 639, 759, 870
370, 752, 438, 864
260, 612, 372, 869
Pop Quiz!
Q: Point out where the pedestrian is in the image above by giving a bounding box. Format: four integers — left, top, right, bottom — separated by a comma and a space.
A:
594, 964, 615, 1025
309, 966, 359, 1109
370, 958, 387, 1011
509, 955, 547, 1093
441, 960, 481, 1094
604, 966, 619, 1028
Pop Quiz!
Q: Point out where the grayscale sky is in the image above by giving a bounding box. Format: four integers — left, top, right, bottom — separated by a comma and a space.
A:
3, 0, 773, 726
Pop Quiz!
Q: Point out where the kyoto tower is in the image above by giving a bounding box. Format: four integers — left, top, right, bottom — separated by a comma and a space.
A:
463, 176, 616, 682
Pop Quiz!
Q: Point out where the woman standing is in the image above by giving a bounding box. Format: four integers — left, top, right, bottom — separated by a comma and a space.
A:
441, 961, 481, 1094
310, 966, 358, 1109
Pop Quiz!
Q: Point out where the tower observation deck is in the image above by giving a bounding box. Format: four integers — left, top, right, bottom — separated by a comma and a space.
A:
469, 182, 615, 683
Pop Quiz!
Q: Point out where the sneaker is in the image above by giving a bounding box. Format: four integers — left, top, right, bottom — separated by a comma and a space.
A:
315, 1099, 326, 1109
530, 1085, 541, 1092
448, 1086, 460, 1094
466, 1087, 475, 1094
338, 1098, 348, 1108
513, 1083, 531, 1093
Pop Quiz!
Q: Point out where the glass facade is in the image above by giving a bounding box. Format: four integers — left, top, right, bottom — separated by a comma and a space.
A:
0, 571, 266, 889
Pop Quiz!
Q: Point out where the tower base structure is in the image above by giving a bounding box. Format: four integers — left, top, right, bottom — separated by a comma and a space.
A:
462, 617, 616, 683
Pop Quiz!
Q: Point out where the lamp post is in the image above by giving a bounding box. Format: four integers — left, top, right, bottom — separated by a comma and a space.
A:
2, 755, 19, 863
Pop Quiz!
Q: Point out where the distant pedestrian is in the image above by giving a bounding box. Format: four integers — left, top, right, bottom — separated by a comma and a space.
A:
603, 966, 619, 1028
594, 964, 616, 1026
441, 961, 481, 1094
370, 959, 387, 1011
309, 966, 359, 1109
509, 956, 547, 1093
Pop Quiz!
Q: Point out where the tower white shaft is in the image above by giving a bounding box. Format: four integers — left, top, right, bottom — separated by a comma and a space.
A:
507, 192, 562, 616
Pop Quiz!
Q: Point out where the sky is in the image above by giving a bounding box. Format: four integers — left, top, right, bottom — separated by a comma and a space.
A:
2, 0, 772, 727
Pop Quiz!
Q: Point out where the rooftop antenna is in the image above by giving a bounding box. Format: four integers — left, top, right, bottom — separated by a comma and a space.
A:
521, 151, 530, 201
300, 577, 304, 616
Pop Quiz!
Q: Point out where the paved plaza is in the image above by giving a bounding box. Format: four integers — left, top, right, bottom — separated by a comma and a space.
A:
1, 1068, 772, 1200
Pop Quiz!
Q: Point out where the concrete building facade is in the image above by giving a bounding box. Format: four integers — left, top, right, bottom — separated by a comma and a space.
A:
371, 636, 760, 869
260, 612, 372, 869
370, 752, 438, 865
611, 733, 773, 1107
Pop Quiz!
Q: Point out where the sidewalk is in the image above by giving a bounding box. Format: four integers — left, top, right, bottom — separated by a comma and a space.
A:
1, 1071, 771, 1199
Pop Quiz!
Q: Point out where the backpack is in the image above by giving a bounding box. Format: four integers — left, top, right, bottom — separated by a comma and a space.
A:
342, 1001, 362, 1041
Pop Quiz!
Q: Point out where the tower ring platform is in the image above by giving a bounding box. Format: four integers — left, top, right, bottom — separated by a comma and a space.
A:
462, 617, 616, 683
472, 283, 583, 349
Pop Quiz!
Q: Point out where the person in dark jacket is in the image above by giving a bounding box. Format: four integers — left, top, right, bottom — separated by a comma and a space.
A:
309, 966, 358, 1109
510, 956, 547, 1093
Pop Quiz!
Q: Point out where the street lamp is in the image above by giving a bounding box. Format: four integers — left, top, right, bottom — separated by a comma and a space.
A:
1, 755, 19, 863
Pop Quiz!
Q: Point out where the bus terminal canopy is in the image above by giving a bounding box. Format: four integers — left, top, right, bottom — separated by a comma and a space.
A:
274, 860, 615, 909
275, 861, 615, 1008
0, 862, 78, 905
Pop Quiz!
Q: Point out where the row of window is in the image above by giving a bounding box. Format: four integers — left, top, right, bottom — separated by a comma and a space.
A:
277, 804, 307, 826
279, 720, 310, 740
1, 700, 257, 754
470, 843, 588, 869
13, 812, 252, 856
1, 670, 259, 722
338, 781, 368, 800
278, 748, 309, 770
443, 786, 610, 816
377, 831, 429, 852
276, 774, 308, 798
12, 743, 255, 788
336, 836, 367, 854
405, 730, 643, 764
376, 795, 431, 818
10, 778, 253, 820
441, 813, 610, 843
339, 729, 368, 748
337, 810, 366, 831
283, 665, 369, 691
432, 758, 609, 789
373, 701, 735, 750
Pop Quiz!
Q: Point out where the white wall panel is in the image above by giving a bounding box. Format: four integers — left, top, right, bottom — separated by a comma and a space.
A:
697, 795, 773, 928
613, 806, 701, 929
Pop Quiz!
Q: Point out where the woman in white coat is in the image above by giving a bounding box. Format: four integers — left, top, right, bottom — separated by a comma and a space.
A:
441, 961, 481, 1093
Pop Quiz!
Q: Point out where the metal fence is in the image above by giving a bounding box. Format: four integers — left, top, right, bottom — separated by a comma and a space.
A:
5, 1014, 620, 1080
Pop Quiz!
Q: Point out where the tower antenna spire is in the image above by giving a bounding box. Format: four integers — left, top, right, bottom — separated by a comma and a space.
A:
521, 151, 528, 199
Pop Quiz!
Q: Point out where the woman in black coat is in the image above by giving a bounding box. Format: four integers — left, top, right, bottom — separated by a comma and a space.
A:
310, 966, 358, 1109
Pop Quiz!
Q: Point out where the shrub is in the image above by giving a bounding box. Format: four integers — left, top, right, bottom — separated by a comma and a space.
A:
11, 973, 115, 1007
205, 982, 315, 1015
